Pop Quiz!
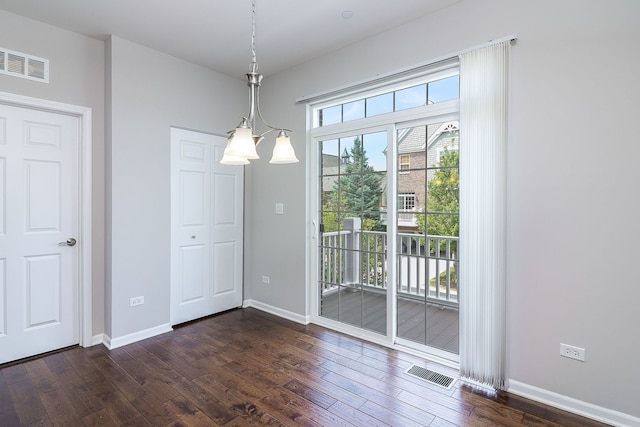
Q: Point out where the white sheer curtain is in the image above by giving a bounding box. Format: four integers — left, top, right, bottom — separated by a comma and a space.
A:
459, 40, 510, 389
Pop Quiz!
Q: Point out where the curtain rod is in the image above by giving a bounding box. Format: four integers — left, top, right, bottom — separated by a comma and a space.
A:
296, 34, 517, 105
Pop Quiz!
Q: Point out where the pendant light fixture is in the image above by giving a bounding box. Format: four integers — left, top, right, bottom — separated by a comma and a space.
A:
220, 0, 298, 165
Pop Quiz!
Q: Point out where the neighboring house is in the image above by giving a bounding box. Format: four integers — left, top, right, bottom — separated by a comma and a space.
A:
328, 121, 460, 232
320, 151, 346, 202
395, 121, 460, 232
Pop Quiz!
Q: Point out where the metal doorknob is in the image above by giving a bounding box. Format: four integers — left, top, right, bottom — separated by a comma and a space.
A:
58, 238, 77, 247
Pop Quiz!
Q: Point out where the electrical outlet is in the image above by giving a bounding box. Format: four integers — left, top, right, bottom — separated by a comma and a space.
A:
560, 343, 585, 361
262, 276, 270, 284
130, 296, 144, 307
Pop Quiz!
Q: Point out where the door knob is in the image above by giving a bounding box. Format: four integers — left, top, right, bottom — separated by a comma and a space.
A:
58, 238, 77, 247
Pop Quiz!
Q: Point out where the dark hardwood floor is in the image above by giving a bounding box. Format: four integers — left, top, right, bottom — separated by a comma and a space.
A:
0, 308, 610, 426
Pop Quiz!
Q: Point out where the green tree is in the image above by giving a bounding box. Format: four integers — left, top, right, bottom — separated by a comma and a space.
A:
335, 137, 384, 231
321, 190, 345, 233
321, 138, 385, 285
416, 147, 459, 253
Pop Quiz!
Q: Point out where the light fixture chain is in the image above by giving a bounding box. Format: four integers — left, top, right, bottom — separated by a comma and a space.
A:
250, 0, 257, 73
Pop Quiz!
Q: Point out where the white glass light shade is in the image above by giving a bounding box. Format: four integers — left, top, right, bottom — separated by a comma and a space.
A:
269, 133, 299, 164
225, 126, 259, 159
220, 135, 250, 165
220, 152, 250, 165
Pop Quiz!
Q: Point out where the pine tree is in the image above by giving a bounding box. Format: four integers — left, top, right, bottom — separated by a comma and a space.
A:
334, 137, 384, 231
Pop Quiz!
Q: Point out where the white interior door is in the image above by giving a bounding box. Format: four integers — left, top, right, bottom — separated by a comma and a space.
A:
170, 128, 243, 325
0, 103, 80, 364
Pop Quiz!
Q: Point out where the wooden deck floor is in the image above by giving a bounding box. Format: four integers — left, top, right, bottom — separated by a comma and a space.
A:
320, 289, 459, 354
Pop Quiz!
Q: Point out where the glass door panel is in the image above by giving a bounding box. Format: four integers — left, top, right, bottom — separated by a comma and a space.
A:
319, 131, 387, 335
396, 122, 460, 355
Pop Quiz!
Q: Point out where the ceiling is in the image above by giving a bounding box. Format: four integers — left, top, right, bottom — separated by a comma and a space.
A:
0, 0, 460, 78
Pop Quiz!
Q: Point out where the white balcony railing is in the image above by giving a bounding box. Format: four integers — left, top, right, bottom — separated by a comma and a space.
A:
320, 218, 458, 308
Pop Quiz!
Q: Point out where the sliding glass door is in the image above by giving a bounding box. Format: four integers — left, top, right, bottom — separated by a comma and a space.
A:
309, 63, 460, 361
316, 121, 460, 360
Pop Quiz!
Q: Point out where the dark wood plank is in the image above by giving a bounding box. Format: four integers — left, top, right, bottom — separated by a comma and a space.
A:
6, 374, 50, 425
23, 359, 58, 396
82, 407, 118, 426
321, 359, 404, 397
0, 367, 15, 415
162, 395, 217, 427
0, 410, 21, 427
396, 389, 474, 425
126, 391, 180, 427
0, 307, 612, 427
39, 388, 85, 426
287, 395, 356, 427
44, 351, 107, 418
282, 379, 337, 409
192, 373, 286, 426
1, 363, 28, 385
359, 399, 434, 426
327, 400, 389, 427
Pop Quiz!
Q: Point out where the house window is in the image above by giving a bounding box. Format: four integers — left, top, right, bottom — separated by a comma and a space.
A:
399, 154, 410, 171
398, 192, 416, 211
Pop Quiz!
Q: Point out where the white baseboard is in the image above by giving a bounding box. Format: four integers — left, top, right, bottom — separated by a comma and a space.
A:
509, 380, 640, 427
102, 323, 173, 350
90, 334, 104, 346
242, 299, 311, 325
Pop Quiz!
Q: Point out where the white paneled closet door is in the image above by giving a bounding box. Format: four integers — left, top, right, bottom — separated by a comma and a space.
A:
170, 128, 243, 325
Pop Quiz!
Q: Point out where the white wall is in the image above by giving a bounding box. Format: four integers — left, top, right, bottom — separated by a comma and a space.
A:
0, 10, 106, 337
105, 36, 246, 339
0, 12, 248, 344
250, 0, 640, 420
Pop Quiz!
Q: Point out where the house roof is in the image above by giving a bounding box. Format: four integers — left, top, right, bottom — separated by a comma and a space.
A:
398, 121, 459, 154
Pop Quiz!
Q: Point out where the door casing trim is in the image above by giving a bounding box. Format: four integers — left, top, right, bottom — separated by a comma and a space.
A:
0, 91, 93, 348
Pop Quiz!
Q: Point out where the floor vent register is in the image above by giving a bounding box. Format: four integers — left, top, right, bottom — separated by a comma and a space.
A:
405, 364, 456, 390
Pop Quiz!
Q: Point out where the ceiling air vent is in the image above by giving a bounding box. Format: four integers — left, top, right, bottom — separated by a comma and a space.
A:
405, 364, 456, 389
0, 48, 49, 83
